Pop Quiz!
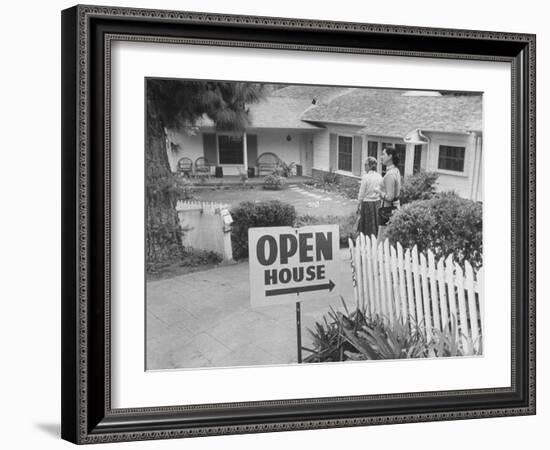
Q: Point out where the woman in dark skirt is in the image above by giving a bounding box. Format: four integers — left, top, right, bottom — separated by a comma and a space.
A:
356, 157, 383, 239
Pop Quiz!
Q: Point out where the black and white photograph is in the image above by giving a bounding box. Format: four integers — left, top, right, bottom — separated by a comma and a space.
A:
145, 79, 484, 370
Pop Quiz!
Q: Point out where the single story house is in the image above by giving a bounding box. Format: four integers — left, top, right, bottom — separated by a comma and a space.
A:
165, 85, 483, 201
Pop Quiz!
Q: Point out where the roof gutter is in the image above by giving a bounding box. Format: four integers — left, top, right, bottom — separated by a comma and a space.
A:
404, 128, 430, 145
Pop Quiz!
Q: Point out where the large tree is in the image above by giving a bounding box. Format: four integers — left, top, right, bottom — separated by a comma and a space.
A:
146, 80, 264, 270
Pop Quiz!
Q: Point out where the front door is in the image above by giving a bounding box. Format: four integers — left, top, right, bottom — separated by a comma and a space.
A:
301, 133, 313, 176
413, 144, 425, 173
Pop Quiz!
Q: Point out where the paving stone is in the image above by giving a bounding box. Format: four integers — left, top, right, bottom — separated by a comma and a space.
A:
146, 249, 354, 369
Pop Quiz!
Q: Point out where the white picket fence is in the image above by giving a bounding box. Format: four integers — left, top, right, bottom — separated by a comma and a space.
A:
175, 200, 230, 214
175, 201, 234, 261
348, 234, 483, 353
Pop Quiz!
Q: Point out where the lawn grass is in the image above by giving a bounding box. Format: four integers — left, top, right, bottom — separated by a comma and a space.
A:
193, 184, 357, 217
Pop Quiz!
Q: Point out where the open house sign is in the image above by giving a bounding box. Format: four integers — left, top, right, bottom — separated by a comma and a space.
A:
248, 225, 340, 307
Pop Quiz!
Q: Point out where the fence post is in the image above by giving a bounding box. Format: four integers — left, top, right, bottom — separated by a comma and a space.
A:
364, 234, 375, 316
411, 246, 425, 338
465, 261, 481, 352
437, 257, 449, 330
348, 238, 359, 309
454, 262, 470, 354
355, 235, 365, 311
476, 267, 485, 350
427, 250, 441, 332
383, 239, 395, 325
371, 236, 381, 317
419, 253, 432, 341
377, 240, 388, 321
396, 243, 408, 324
445, 255, 458, 342
404, 248, 416, 326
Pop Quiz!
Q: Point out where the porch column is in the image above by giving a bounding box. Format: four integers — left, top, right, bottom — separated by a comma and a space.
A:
404, 143, 415, 176
361, 136, 368, 175
470, 133, 482, 201
242, 131, 248, 177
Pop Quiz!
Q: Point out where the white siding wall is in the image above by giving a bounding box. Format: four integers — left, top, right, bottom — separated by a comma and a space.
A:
359, 132, 481, 200
256, 129, 302, 165
313, 124, 363, 174
165, 130, 203, 172
312, 130, 330, 171
424, 132, 476, 199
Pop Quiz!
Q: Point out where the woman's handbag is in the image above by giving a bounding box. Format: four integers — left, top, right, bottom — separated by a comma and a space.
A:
378, 205, 395, 226
354, 203, 362, 231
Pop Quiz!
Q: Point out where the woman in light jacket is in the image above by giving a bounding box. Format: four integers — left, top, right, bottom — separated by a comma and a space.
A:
356, 156, 383, 239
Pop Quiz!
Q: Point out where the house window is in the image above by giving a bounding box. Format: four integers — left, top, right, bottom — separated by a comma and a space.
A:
218, 135, 244, 164
380, 142, 405, 176
438, 145, 466, 172
367, 141, 378, 159
337, 136, 353, 172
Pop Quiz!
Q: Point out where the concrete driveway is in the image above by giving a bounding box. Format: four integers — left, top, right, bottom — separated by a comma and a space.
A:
146, 249, 355, 370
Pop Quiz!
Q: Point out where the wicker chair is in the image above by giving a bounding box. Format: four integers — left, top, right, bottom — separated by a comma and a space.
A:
194, 157, 212, 179
176, 157, 193, 178
256, 152, 281, 177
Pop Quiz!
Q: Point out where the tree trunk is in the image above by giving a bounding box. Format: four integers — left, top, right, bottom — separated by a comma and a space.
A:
145, 96, 184, 271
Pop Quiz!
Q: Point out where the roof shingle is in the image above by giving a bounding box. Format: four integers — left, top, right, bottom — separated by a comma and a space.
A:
300, 88, 482, 136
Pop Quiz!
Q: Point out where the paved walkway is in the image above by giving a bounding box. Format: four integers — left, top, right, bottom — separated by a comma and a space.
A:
146, 249, 354, 370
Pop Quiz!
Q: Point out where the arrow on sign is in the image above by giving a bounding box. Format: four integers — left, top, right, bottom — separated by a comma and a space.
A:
265, 280, 335, 297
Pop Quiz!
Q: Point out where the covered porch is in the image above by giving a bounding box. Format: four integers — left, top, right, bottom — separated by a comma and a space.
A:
168, 128, 320, 179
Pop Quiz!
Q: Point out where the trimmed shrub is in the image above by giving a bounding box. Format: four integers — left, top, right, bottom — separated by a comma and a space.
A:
400, 171, 439, 205
273, 161, 296, 177
263, 174, 286, 190
385, 192, 482, 269
322, 169, 339, 185
231, 200, 296, 260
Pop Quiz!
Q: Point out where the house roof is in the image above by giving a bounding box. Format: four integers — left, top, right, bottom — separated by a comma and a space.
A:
300, 88, 482, 136
246, 96, 324, 129
194, 86, 482, 136
195, 95, 323, 130
270, 85, 353, 105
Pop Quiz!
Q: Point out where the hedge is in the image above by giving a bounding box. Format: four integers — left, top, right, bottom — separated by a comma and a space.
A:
230, 200, 296, 260
399, 171, 439, 205
385, 192, 482, 269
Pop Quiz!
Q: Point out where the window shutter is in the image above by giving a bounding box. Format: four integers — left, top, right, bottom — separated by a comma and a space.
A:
202, 133, 218, 165
352, 136, 363, 176
246, 134, 258, 167
329, 133, 337, 171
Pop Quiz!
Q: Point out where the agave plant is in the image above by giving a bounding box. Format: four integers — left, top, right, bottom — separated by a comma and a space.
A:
303, 298, 483, 363
304, 298, 430, 362
428, 315, 483, 357
352, 317, 429, 360
303, 298, 367, 362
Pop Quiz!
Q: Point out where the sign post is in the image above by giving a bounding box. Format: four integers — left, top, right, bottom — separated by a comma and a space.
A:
248, 225, 340, 363
296, 301, 302, 363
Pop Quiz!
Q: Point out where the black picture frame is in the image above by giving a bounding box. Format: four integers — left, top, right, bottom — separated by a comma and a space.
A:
61, 4, 536, 444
